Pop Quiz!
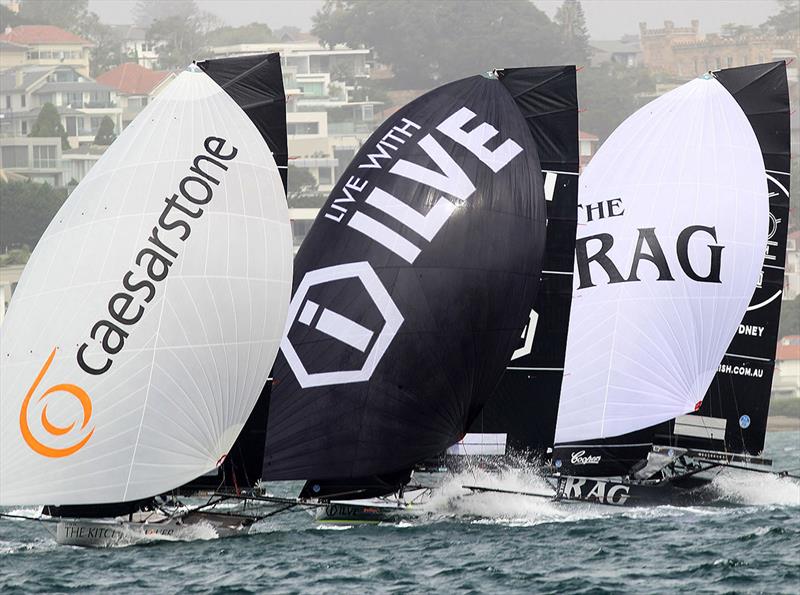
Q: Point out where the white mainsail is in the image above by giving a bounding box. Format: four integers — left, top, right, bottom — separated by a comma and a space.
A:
554, 75, 768, 445
0, 67, 292, 505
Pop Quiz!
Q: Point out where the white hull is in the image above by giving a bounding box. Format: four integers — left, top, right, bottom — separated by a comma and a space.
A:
55, 510, 253, 547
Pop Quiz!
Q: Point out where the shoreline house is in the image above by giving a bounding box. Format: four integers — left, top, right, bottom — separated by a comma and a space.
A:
774, 336, 800, 400
0, 65, 122, 148
0, 25, 94, 77
96, 62, 174, 128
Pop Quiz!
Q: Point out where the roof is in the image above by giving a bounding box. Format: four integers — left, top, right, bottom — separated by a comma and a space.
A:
0, 40, 28, 52
37, 81, 114, 94
590, 40, 641, 54
777, 336, 800, 361
96, 63, 172, 96
0, 25, 92, 46
0, 66, 54, 92
579, 130, 599, 141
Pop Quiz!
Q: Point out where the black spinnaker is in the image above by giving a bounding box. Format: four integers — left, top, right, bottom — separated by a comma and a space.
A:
466, 66, 579, 457
263, 71, 552, 491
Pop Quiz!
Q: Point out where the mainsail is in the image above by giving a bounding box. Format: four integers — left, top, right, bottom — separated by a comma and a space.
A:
264, 72, 550, 482
465, 66, 579, 455
553, 72, 770, 452
0, 54, 292, 505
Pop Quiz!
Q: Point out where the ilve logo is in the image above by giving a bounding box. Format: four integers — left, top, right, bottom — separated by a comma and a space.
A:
20, 348, 94, 458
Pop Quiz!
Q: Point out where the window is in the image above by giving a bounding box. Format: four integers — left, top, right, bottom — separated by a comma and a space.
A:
4, 96, 10, 109
20, 94, 25, 108
362, 104, 374, 122
20, 121, 27, 134
727, 56, 734, 67
33, 145, 57, 168
1, 146, 28, 167
318, 167, 332, 185
287, 122, 319, 135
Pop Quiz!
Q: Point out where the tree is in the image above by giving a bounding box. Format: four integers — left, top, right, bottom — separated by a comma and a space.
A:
287, 165, 319, 204
554, 0, 591, 64
206, 22, 274, 46
93, 116, 116, 145
82, 14, 125, 77
0, 4, 24, 30
134, 0, 198, 28
29, 103, 69, 150
142, 0, 222, 69
763, 0, 800, 34
0, 181, 68, 251
312, 0, 568, 88
17, 0, 89, 31
578, 63, 655, 143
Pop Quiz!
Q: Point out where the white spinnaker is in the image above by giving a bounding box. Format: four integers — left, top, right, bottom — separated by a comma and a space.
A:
554, 76, 767, 445
0, 69, 291, 505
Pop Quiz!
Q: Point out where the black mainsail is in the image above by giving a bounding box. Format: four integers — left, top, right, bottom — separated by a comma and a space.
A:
263, 71, 551, 486
465, 66, 579, 456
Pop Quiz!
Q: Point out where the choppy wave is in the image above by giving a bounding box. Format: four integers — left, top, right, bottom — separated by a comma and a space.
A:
1, 432, 799, 593
710, 468, 800, 506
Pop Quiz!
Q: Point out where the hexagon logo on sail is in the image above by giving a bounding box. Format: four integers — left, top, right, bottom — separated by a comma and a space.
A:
281, 261, 403, 388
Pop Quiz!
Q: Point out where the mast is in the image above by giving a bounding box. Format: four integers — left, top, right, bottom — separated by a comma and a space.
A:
465, 66, 579, 455
0, 54, 291, 506
551, 69, 771, 475
263, 70, 553, 485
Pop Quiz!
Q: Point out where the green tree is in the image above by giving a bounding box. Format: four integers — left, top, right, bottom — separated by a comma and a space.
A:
93, 116, 116, 145
555, 0, 591, 64
0, 4, 23, 30
287, 165, 319, 204
134, 0, 198, 28
143, 0, 221, 69
82, 15, 125, 77
206, 22, 275, 46
0, 181, 68, 251
763, 0, 800, 34
312, 0, 567, 88
578, 63, 655, 143
17, 0, 89, 31
29, 103, 69, 150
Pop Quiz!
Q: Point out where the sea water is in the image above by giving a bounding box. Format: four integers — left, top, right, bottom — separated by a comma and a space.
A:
2, 431, 798, 593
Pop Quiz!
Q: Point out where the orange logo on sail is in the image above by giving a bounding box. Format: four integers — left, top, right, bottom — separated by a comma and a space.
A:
19, 348, 94, 458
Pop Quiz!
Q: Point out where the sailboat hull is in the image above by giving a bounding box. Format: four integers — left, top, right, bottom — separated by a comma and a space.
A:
550, 474, 717, 507
54, 511, 254, 547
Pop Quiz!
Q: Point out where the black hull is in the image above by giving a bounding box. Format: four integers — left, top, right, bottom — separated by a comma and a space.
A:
550, 474, 718, 507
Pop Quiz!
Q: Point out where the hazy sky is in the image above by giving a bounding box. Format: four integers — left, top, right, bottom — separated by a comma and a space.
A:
89, 0, 782, 39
